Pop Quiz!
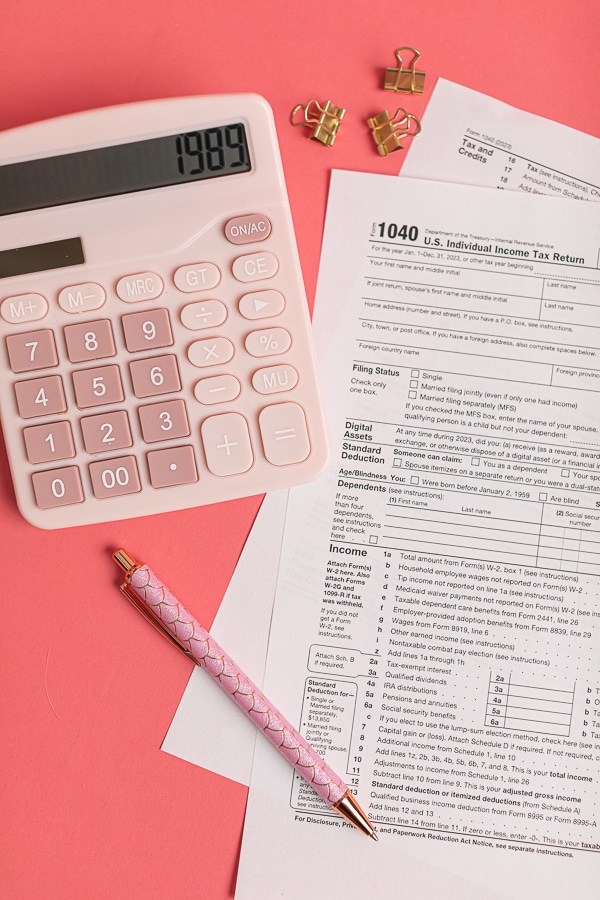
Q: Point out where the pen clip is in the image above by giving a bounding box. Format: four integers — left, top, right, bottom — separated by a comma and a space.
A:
119, 582, 198, 664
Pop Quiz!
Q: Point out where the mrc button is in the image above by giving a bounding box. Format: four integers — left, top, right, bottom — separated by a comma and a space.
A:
225, 214, 272, 244
116, 272, 163, 302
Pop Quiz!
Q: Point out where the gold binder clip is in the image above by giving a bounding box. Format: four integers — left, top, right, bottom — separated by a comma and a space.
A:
367, 108, 421, 157
383, 47, 426, 94
290, 99, 346, 147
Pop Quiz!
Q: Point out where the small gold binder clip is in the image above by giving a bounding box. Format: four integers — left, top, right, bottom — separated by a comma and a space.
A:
367, 108, 421, 157
383, 47, 426, 94
290, 99, 346, 147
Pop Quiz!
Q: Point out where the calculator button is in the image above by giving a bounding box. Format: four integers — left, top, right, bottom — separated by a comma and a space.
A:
252, 364, 298, 395
188, 338, 234, 368
147, 445, 198, 488
122, 308, 173, 352
225, 214, 272, 245
64, 319, 116, 363
14, 375, 67, 419
89, 455, 141, 499
244, 328, 291, 358
180, 300, 227, 331
138, 399, 190, 443
116, 272, 164, 303
58, 283, 106, 314
80, 410, 133, 454
32, 465, 84, 509
259, 402, 310, 466
6, 329, 58, 373
72, 365, 124, 408
174, 263, 221, 292
194, 374, 241, 405
129, 354, 181, 398
232, 252, 279, 283
23, 421, 75, 464
201, 413, 253, 476
238, 289, 285, 320
1, 293, 48, 324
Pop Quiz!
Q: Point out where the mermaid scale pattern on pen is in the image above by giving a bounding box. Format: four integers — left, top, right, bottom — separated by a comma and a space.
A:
130, 564, 347, 804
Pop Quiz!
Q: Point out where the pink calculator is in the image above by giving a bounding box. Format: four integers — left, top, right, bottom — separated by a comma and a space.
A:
0, 95, 328, 528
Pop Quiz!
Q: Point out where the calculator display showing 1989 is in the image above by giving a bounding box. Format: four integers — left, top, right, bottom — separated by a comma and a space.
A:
0, 94, 329, 528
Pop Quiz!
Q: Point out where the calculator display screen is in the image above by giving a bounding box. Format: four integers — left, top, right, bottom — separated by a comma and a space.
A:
0, 123, 252, 217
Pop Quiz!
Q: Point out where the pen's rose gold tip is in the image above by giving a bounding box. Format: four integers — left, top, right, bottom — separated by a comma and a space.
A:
371, 830, 379, 841
112, 548, 139, 573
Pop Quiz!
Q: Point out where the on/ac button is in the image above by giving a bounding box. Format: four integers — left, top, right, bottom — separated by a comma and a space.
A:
225, 214, 272, 245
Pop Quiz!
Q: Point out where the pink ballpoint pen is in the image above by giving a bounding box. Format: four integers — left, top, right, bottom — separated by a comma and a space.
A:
113, 549, 378, 840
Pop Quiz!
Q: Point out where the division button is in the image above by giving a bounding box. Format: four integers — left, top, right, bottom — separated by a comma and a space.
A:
147, 445, 198, 488
201, 412, 253, 476
258, 402, 310, 466
180, 300, 227, 330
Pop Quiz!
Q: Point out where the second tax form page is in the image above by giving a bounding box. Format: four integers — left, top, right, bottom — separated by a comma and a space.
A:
236, 171, 600, 899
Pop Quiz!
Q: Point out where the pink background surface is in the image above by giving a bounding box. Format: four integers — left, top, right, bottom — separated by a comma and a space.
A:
1, 2, 599, 897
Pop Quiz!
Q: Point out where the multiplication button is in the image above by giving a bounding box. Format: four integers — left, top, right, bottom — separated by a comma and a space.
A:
188, 338, 234, 368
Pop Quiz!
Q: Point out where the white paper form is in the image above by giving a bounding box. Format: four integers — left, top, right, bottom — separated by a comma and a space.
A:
163, 82, 600, 791
401, 78, 600, 199
235, 170, 600, 899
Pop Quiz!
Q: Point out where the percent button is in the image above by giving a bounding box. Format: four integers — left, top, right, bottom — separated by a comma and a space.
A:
245, 327, 291, 358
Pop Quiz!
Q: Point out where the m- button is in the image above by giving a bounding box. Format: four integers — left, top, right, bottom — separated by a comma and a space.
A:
232, 252, 279, 283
